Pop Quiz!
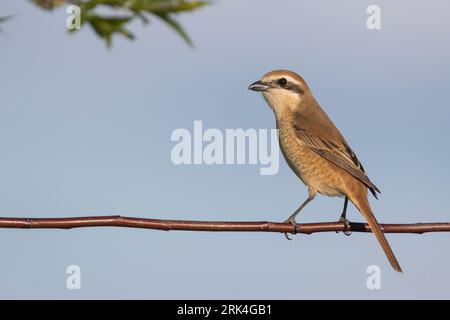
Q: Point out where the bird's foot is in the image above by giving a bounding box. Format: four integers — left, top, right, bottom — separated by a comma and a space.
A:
283, 217, 300, 240
338, 216, 352, 236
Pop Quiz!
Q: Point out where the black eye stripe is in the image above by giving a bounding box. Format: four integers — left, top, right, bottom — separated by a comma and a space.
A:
285, 82, 304, 95
272, 77, 304, 95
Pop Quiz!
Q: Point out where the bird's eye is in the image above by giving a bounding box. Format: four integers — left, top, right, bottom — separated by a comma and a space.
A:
277, 78, 288, 87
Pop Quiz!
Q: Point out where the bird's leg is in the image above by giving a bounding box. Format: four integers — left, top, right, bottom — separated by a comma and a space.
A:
337, 197, 352, 236
283, 192, 316, 240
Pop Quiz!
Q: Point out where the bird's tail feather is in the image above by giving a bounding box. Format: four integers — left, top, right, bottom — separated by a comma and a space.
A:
352, 196, 403, 273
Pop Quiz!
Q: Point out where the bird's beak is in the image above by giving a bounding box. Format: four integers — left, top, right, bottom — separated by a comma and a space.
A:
248, 80, 271, 92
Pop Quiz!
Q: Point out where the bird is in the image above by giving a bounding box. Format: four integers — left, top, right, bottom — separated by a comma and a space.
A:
248, 70, 402, 272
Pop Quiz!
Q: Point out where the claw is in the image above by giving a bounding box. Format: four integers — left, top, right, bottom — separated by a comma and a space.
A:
339, 216, 352, 236
283, 217, 299, 240
284, 232, 293, 240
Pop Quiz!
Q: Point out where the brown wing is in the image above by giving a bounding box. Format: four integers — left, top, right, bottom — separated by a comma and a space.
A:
293, 125, 381, 198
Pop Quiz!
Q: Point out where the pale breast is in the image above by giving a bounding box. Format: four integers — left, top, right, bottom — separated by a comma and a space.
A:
277, 118, 345, 197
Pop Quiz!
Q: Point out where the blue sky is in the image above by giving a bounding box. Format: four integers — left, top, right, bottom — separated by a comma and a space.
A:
1, 0, 450, 299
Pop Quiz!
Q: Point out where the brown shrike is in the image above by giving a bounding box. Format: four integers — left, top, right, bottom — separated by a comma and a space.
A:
249, 70, 402, 272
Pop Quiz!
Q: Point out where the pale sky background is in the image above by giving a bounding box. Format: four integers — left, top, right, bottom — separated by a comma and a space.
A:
1, 0, 450, 299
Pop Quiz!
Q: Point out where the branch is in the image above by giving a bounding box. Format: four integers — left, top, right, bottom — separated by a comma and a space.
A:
0, 216, 449, 234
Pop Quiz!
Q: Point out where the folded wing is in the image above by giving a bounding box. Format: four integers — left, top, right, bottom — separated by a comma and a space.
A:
293, 125, 381, 198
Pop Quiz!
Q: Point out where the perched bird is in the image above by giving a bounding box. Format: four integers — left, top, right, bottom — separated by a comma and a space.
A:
249, 70, 402, 272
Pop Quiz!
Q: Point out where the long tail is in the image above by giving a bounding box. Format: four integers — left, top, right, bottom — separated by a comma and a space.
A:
352, 195, 403, 273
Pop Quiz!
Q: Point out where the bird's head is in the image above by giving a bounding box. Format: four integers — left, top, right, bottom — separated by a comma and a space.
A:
248, 70, 310, 113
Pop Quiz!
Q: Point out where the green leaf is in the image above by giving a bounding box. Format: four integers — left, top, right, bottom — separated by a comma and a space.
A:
31, 0, 66, 10
155, 12, 192, 46
29, 0, 211, 47
157, 0, 210, 14
0, 15, 12, 23
131, 10, 150, 24
0, 15, 12, 32
84, 14, 135, 47
120, 0, 209, 14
